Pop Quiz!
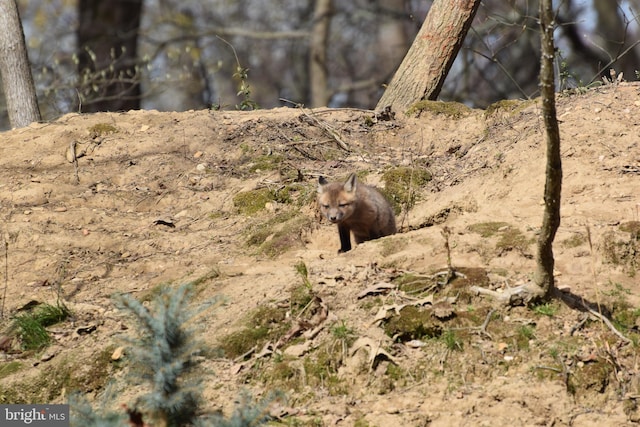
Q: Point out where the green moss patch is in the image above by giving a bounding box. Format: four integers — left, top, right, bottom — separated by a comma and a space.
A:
233, 188, 278, 215
246, 214, 313, 258
602, 229, 639, 275
0, 346, 118, 404
218, 305, 290, 359
496, 227, 531, 254
485, 99, 535, 117
381, 166, 432, 214
233, 184, 312, 216
382, 305, 442, 342
468, 222, 531, 255
467, 222, 511, 238
88, 123, 118, 137
406, 100, 472, 118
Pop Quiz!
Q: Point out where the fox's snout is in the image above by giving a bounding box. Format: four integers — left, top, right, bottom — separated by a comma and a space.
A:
325, 210, 344, 223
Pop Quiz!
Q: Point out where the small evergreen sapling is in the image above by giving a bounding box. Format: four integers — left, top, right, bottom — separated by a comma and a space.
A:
114, 284, 209, 426
70, 283, 277, 427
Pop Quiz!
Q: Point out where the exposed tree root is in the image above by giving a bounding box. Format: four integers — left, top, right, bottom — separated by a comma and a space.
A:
470, 282, 544, 307
470, 283, 631, 344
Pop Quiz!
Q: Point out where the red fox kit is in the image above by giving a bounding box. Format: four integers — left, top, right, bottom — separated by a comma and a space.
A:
317, 173, 396, 253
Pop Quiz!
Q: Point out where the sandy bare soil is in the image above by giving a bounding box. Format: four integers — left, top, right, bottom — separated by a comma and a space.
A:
1, 82, 639, 426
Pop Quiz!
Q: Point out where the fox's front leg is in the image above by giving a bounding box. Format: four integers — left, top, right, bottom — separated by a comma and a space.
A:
338, 224, 352, 253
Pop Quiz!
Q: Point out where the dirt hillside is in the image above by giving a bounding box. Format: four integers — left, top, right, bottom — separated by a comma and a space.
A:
0, 82, 639, 426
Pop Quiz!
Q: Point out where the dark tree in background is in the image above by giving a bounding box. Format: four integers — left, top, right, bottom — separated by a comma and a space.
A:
2, 0, 640, 129
77, 0, 143, 112
309, 0, 333, 107
555, 1, 636, 79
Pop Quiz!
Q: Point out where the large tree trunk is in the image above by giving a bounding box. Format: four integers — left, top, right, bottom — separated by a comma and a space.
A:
375, 0, 480, 113
309, 0, 332, 107
77, 0, 143, 112
0, 0, 41, 128
534, 0, 562, 298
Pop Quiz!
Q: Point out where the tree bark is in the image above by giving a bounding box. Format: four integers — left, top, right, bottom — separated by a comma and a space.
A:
309, 0, 332, 107
0, 0, 41, 128
375, 0, 480, 113
534, 0, 562, 298
77, 0, 143, 112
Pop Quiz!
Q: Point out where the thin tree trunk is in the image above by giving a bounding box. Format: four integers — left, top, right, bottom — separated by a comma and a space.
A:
0, 0, 41, 128
534, 0, 562, 298
375, 0, 480, 113
309, 0, 332, 107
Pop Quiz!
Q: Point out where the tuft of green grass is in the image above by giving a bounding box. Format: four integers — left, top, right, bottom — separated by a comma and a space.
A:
330, 321, 354, 341
603, 281, 632, 299
532, 302, 558, 317
441, 329, 464, 351
13, 316, 51, 350
12, 302, 71, 351
295, 261, 311, 288
515, 325, 536, 350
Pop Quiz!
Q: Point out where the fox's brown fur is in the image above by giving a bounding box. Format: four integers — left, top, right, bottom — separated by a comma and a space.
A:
317, 173, 396, 253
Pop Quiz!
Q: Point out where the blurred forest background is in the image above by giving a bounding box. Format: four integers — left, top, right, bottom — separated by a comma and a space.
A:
1, 0, 639, 130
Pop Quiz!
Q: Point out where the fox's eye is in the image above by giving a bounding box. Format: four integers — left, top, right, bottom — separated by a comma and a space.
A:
322, 204, 330, 209
339, 203, 350, 208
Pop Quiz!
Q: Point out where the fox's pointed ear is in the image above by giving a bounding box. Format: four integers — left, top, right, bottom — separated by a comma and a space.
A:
344, 173, 357, 192
318, 176, 328, 193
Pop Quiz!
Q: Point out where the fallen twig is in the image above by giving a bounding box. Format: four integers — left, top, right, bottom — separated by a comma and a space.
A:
299, 110, 350, 151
